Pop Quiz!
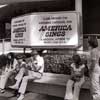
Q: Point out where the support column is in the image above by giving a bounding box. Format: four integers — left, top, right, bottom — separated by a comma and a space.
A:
75, 0, 82, 33
75, 0, 82, 16
75, 0, 83, 51
2, 39, 5, 54
23, 48, 26, 54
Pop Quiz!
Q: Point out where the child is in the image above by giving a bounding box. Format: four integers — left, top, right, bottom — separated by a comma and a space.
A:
64, 54, 85, 100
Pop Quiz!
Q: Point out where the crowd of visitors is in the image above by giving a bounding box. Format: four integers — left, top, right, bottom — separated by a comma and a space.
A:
0, 49, 44, 100
0, 36, 99, 100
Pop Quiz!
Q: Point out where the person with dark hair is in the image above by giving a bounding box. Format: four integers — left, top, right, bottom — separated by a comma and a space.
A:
88, 36, 100, 100
0, 52, 18, 93
64, 54, 85, 100
0, 54, 8, 69
7, 53, 15, 64
9, 50, 44, 100
88, 36, 98, 48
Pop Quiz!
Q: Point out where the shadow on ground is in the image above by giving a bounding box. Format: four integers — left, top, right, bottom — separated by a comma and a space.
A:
0, 88, 92, 100
0, 97, 9, 100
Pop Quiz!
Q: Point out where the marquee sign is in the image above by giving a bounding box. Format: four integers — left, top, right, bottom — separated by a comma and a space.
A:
11, 12, 80, 48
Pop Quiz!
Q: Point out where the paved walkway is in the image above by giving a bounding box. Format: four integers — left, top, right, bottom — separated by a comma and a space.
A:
0, 89, 91, 100
0, 89, 63, 100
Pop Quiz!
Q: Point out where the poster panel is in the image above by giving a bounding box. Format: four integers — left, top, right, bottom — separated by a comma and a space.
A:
11, 12, 80, 48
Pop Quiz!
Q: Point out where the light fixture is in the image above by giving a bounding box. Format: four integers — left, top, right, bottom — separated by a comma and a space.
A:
0, 4, 7, 8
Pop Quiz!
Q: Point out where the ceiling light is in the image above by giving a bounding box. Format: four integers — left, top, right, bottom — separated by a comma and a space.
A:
0, 4, 7, 8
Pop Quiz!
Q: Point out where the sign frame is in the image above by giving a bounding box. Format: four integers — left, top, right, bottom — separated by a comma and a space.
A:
11, 11, 81, 49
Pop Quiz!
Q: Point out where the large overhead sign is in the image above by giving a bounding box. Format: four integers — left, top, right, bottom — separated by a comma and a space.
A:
11, 12, 80, 48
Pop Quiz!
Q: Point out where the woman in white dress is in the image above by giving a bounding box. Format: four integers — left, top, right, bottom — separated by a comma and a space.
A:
65, 54, 85, 100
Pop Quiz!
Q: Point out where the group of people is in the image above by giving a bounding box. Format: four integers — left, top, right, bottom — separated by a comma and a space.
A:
0, 36, 100, 100
0, 49, 44, 100
65, 36, 100, 100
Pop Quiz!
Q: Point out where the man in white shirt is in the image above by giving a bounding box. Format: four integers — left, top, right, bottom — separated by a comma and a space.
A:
9, 50, 44, 100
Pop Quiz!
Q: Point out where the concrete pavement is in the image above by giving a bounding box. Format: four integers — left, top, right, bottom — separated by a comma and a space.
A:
0, 89, 92, 100
0, 89, 63, 100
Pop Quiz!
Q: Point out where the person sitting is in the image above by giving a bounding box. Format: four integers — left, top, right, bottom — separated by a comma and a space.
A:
9, 50, 44, 100
64, 54, 86, 100
0, 52, 17, 93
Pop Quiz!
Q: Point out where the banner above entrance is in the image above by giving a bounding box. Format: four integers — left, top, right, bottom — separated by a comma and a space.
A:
11, 11, 80, 48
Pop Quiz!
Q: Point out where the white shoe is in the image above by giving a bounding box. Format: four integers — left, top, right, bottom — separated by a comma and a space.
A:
9, 84, 19, 89
64, 93, 73, 100
0, 89, 5, 93
17, 94, 24, 100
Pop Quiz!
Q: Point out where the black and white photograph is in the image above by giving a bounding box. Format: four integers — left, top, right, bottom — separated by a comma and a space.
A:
0, 0, 99, 100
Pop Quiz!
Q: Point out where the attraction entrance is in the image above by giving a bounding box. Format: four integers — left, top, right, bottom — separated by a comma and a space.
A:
0, 0, 82, 54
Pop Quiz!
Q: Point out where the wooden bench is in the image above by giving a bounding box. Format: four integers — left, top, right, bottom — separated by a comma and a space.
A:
26, 72, 91, 98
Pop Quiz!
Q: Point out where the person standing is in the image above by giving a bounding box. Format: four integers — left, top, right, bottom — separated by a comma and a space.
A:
88, 36, 100, 100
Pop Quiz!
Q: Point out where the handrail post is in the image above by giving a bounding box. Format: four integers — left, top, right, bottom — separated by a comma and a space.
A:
2, 39, 5, 54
